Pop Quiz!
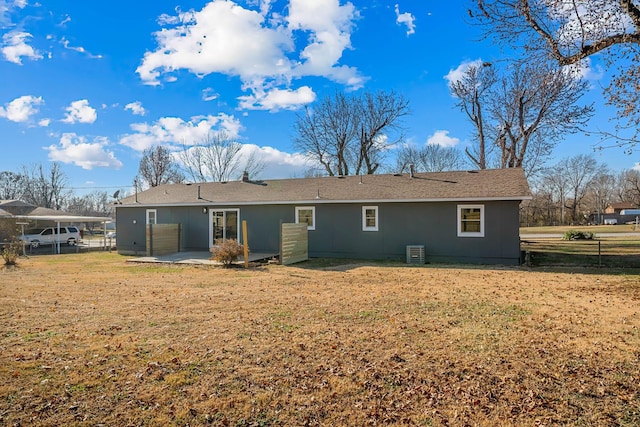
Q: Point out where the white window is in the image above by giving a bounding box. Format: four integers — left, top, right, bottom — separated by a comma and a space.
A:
362, 206, 379, 231
295, 206, 315, 230
457, 204, 484, 237
146, 209, 157, 225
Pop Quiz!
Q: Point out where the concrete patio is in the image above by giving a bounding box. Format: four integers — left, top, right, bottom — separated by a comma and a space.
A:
126, 251, 278, 265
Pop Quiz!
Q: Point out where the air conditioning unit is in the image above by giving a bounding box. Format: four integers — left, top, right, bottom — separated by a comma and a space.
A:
406, 245, 425, 264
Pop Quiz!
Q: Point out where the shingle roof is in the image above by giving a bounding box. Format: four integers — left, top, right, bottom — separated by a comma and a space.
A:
607, 202, 636, 210
118, 168, 531, 207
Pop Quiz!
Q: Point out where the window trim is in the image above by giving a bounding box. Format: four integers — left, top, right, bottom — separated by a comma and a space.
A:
457, 204, 484, 237
295, 206, 316, 231
362, 206, 379, 232
146, 209, 157, 225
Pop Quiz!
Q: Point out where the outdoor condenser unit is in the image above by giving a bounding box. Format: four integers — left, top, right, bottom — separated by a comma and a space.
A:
406, 245, 425, 264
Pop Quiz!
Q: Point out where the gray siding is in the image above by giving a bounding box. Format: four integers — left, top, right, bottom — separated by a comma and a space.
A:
307, 201, 521, 264
116, 200, 522, 264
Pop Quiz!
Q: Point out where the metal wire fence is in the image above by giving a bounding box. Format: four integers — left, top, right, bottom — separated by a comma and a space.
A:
521, 238, 640, 268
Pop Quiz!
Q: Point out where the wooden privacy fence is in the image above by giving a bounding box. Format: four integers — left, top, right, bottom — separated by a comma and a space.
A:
281, 223, 308, 265
147, 224, 181, 256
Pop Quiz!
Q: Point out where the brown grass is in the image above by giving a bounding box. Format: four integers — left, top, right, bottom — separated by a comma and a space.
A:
1, 253, 639, 426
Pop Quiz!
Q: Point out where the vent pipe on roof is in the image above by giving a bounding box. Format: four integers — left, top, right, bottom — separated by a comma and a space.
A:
409, 164, 415, 179
197, 185, 201, 199
242, 171, 249, 182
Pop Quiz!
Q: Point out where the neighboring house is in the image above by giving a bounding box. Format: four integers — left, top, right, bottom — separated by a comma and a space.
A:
0, 199, 111, 252
604, 202, 636, 214
115, 168, 531, 265
601, 202, 639, 225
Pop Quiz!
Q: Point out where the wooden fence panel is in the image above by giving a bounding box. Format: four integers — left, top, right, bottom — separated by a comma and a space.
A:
281, 223, 308, 265
147, 224, 181, 256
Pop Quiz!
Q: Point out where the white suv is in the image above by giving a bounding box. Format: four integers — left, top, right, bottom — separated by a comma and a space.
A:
20, 226, 82, 248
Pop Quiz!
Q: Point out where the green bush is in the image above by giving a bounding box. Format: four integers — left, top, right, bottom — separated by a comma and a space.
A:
210, 239, 246, 267
562, 230, 595, 241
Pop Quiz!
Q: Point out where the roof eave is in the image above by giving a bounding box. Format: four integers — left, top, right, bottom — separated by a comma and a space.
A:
115, 195, 532, 208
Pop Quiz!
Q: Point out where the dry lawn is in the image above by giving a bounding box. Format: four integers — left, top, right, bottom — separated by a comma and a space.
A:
1, 253, 639, 426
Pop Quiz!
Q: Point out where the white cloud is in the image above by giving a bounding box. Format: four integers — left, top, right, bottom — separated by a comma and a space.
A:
394, 4, 415, 36
1, 0, 27, 27
59, 15, 71, 26
137, 1, 293, 86
444, 59, 483, 86
287, 0, 362, 85
46, 133, 123, 170
1, 31, 43, 64
119, 113, 243, 152
60, 37, 103, 59
427, 130, 460, 148
0, 95, 43, 122
202, 88, 219, 101
238, 86, 316, 110
38, 118, 50, 127
62, 99, 97, 124
564, 57, 604, 81
124, 101, 146, 116
238, 143, 311, 179
553, 2, 631, 48
137, 0, 364, 110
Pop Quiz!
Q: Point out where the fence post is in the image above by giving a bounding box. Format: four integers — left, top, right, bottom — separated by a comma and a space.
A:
598, 240, 601, 267
242, 220, 249, 269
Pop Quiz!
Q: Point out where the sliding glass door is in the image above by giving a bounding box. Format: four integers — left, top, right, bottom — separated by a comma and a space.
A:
210, 209, 239, 247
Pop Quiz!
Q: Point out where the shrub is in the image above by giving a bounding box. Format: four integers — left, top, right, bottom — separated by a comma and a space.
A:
562, 230, 595, 241
0, 219, 20, 266
2, 241, 20, 266
210, 239, 246, 267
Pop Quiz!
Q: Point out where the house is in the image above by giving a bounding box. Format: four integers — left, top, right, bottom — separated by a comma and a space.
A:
0, 199, 111, 253
114, 168, 532, 265
601, 202, 639, 225
604, 202, 636, 214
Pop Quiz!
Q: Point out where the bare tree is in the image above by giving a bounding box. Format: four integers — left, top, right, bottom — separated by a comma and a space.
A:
586, 170, 617, 224
179, 133, 264, 182
450, 60, 592, 175
138, 145, 184, 188
493, 61, 592, 171
21, 163, 68, 209
472, 0, 640, 144
549, 154, 605, 224
449, 61, 498, 169
357, 90, 410, 174
65, 191, 111, 217
294, 90, 409, 176
294, 92, 358, 176
394, 144, 466, 173
540, 168, 569, 225
617, 169, 640, 206
0, 171, 26, 200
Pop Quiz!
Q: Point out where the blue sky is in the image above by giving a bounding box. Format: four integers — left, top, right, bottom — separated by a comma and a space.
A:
0, 0, 636, 196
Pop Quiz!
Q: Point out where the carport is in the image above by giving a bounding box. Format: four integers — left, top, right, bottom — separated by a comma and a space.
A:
15, 213, 112, 254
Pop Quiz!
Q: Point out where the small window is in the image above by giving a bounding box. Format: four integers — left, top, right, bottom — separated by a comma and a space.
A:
457, 204, 484, 237
146, 209, 157, 225
295, 206, 315, 230
362, 206, 378, 231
